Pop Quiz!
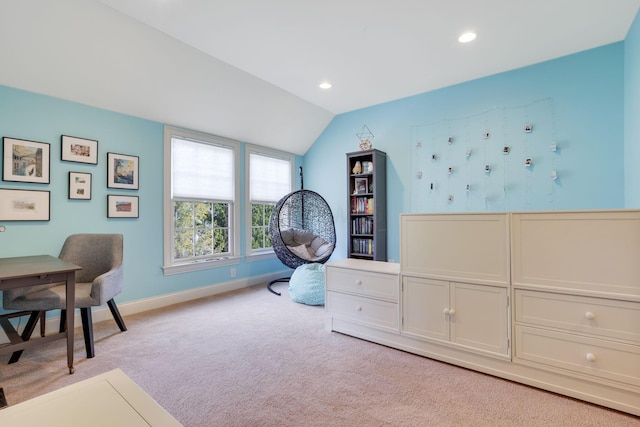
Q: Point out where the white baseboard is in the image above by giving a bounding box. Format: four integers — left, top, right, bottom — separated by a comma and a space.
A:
41, 269, 291, 334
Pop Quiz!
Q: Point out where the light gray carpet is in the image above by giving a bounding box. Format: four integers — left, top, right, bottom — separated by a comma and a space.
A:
1, 284, 638, 426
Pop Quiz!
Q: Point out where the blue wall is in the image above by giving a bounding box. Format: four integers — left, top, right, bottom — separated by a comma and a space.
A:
626, 11, 640, 207
0, 85, 295, 309
2, 13, 638, 309
304, 43, 627, 263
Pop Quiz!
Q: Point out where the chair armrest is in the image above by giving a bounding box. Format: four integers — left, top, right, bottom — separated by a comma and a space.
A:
90, 264, 124, 304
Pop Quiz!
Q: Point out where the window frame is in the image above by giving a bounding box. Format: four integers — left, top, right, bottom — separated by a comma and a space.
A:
163, 126, 240, 275
245, 144, 295, 262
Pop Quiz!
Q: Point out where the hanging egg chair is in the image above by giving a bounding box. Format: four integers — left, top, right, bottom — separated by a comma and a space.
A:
267, 168, 336, 295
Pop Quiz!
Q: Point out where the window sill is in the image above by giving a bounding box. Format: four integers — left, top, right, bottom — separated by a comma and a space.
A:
162, 256, 241, 276
245, 251, 277, 263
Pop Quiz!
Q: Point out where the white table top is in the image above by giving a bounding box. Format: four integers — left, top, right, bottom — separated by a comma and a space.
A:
0, 369, 182, 426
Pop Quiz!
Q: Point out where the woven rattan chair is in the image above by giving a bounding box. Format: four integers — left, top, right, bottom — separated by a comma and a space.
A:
267, 187, 336, 295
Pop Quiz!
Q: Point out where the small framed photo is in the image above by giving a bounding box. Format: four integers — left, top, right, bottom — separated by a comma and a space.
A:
107, 152, 139, 190
61, 135, 98, 164
0, 188, 50, 221
107, 195, 139, 218
2, 137, 50, 184
355, 177, 368, 194
69, 172, 92, 200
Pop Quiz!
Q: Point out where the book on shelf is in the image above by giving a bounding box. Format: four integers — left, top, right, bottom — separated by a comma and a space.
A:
351, 197, 374, 214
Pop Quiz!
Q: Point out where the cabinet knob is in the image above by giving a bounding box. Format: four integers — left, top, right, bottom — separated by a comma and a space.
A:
355, 279, 363, 286
584, 311, 595, 320
443, 308, 450, 315
356, 306, 363, 312
443, 308, 455, 316
586, 353, 596, 362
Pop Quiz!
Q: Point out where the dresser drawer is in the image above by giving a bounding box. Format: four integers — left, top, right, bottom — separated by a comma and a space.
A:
326, 267, 398, 301
515, 290, 640, 344
515, 325, 640, 387
326, 291, 398, 331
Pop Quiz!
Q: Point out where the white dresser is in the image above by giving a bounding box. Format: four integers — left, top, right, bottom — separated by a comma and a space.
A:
325, 210, 640, 416
325, 258, 400, 346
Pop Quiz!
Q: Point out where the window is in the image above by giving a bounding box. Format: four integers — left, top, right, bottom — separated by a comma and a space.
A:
246, 146, 294, 258
163, 126, 240, 274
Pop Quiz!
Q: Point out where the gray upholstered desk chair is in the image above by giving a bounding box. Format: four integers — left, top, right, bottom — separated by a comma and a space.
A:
3, 234, 127, 362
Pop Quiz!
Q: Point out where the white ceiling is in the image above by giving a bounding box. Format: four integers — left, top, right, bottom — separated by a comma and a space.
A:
1, 1, 639, 154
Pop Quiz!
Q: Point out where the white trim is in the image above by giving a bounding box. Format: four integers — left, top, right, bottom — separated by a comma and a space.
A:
162, 255, 241, 275
244, 144, 294, 256
163, 125, 241, 270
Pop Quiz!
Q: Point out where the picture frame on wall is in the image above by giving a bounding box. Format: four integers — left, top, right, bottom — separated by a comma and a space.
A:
107, 152, 139, 190
61, 135, 98, 164
2, 137, 50, 184
0, 188, 50, 221
107, 194, 139, 218
69, 172, 92, 200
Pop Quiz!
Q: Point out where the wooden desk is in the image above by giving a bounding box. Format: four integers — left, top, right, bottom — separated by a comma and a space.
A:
0, 255, 80, 374
0, 369, 183, 426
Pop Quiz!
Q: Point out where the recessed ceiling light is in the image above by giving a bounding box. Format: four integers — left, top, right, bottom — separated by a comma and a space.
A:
458, 32, 477, 43
319, 81, 332, 89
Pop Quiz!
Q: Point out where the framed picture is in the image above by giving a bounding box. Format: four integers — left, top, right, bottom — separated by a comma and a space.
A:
61, 135, 98, 164
355, 177, 368, 194
107, 152, 139, 190
107, 194, 139, 218
69, 172, 92, 200
0, 188, 50, 221
2, 137, 50, 184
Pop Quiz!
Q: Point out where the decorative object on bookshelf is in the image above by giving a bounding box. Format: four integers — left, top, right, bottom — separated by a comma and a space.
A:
352, 161, 362, 174
347, 149, 386, 261
356, 125, 374, 151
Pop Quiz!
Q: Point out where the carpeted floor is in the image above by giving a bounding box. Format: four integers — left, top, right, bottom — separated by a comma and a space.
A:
1, 284, 638, 426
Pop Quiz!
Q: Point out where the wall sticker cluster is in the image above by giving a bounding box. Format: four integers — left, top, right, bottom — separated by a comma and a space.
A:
410, 97, 561, 212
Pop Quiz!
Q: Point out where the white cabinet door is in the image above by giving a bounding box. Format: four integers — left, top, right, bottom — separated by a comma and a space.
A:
402, 277, 510, 356
402, 277, 449, 341
450, 282, 509, 355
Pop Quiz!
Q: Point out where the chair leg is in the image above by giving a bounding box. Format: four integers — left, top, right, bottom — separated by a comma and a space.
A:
59, 309, 67, 333
107, 299, 127, 332
8, 311, 42, 364
80, 308, 95, 359
39, 311, 46, 337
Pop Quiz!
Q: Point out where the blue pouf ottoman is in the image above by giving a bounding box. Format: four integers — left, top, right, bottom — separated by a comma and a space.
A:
288, 263, 325, 305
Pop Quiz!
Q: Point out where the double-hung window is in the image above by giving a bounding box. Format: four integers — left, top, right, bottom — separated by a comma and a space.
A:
163, 126, 240, 274
246, 146, 294, 259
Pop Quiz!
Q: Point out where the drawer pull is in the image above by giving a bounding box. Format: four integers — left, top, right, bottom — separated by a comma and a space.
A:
586, 353, 596, 362
584, 311, 595, 320
356, 306, 363, 312
355, 279, 363, 285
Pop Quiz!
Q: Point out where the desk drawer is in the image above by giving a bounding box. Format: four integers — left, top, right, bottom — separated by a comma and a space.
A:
326, 267, 398, 301
515, 325, 640, 387
515, 290, 640, 344
326, 291, 398, 331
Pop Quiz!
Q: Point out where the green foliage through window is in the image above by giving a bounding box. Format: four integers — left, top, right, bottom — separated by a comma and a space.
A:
174, 201, 230, 260
251, 203, 274, 250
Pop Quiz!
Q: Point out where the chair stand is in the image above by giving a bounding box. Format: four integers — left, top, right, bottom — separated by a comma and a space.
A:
107, 299, 127, 332
267, 277, 290, 296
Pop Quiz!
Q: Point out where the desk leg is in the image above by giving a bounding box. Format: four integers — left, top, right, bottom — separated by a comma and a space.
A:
65, 271, 75, 374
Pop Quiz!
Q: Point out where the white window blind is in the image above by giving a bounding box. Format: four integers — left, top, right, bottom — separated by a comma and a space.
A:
172, 137, 234, 201
249, 153, 291, 203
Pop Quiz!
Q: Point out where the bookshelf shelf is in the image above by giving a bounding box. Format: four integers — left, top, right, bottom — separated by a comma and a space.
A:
346, 149, 387, 261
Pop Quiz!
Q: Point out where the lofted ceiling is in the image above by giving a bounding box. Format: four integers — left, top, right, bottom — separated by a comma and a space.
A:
1, 1, 639, 154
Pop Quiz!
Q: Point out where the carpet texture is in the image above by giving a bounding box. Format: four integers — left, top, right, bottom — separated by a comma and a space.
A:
1, 284, 638, 426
